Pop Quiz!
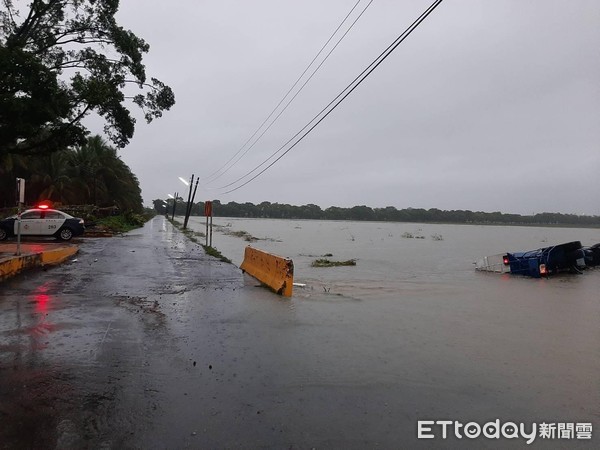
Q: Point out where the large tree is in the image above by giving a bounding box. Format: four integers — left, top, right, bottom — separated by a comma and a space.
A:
0, 0, 175, 156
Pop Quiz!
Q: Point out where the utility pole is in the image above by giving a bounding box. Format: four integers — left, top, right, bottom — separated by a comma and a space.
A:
182, 174, 194, 229
204, 201, 213, 247
184, 178, 199, 230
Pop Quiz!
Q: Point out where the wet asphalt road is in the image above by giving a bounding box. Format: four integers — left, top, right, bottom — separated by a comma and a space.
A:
0, 216, 597, 449
1, 217, 258, 449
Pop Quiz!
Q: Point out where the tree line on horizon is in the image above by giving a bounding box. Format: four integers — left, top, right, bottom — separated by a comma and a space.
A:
153, 199, 600, 227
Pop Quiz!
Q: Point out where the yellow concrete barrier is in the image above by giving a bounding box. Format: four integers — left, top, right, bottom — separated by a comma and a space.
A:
40, 246, 79, 266
0, 244, 78, 281
0, 256, 30, 280
240, 246, 294, 297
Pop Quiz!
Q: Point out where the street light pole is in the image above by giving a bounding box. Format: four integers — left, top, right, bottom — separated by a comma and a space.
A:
171, 192, 177, 220
182, 174, 194, 229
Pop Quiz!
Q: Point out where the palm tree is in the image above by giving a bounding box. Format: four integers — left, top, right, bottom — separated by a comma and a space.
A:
29, 150, 76, 204
70, 135, 143, 211
1, 135, 143, 211
69, 135, 107, 204
102, 159, 143, 212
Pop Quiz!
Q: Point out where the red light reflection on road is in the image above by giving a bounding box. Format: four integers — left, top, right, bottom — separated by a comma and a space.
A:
25, 282, 57, 350
29, 244, 46, 253
33, 283, 52, 314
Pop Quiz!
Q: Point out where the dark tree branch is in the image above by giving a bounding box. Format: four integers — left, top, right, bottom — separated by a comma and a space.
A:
13, 0, 61, 45
54, 37, 113, 46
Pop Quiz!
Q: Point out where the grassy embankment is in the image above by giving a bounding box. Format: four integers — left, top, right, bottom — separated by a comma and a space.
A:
169, 218, 232, 263
95, 212, 151, 233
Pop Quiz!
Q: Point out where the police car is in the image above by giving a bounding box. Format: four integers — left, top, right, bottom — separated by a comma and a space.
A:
0, 206, 85, 241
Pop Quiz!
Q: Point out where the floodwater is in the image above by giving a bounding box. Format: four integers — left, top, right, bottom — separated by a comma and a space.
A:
184, 217, 600, 446
187, 216, 600, 297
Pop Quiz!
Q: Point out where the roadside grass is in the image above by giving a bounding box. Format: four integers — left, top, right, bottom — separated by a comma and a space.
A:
168, 217, 232, 264
202, 245, 232, 263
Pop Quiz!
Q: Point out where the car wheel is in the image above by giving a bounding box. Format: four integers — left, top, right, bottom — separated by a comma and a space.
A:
0, 228, 7, 241
58, 227, 73, 241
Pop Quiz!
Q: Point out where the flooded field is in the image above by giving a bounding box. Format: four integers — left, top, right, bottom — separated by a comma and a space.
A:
184, 216, 599, 445
187, 216, 600, 298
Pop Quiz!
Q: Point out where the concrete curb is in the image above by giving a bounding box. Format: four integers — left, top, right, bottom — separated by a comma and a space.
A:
0, 245, 78, 281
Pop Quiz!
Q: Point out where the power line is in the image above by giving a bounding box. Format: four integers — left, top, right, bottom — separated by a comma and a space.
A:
202, 0, 370, 184
206, 0, 374, 187
216, 0, 445, 195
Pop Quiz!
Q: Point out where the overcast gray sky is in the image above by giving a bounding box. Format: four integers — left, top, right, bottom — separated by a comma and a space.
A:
105, 0, 599, 215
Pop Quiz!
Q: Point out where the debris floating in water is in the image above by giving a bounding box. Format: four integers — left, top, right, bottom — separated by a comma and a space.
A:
311, 258, 356, 268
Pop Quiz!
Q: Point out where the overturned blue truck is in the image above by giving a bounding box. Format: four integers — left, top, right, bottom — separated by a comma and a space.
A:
476, 241, 600, 278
